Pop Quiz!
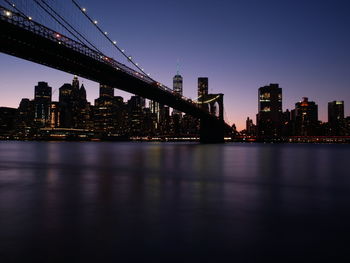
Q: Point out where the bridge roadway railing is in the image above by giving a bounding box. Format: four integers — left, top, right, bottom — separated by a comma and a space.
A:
0, 5, 195, 103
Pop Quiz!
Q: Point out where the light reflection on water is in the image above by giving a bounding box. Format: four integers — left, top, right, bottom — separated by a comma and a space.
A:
0, 141, 350, 261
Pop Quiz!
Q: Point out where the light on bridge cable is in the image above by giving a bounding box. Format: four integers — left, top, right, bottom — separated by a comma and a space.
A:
113, 41, 117, 45
4, 11, 12, 16
82, 8, 86, 12
94, 20, 98, 24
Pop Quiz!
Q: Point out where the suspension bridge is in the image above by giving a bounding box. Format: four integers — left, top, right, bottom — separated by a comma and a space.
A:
0, 0, 231, 143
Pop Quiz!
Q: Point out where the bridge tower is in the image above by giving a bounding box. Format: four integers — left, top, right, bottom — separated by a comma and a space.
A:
199, 93, 225, 143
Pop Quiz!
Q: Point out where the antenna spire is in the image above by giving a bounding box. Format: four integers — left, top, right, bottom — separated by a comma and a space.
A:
176, 59, 180, 75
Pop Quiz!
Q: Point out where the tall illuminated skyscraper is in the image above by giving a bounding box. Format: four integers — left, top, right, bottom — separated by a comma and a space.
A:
34, 81, 52, 126
173, 74, 183, 96
256, 83, 282, 137
172, 73, 183, 116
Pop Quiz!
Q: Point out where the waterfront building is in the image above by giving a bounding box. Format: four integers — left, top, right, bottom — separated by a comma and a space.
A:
294, 97, 319, 136
34, 82, 52, 127
15, 98, 34, 133
256, 83, 282, 137
0, 107, 17, 138
246, 117, 256, 136
59, 83, 75, 128
94, 92, 125, 135
328, 101, 344, 135
49, 102, 60, 128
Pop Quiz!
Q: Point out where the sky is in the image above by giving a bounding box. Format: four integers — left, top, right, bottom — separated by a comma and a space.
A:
0, 0, 350, 130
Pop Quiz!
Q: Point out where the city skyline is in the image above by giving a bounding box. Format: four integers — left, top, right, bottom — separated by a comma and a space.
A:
0, 63, 349, 131
2, 75, 349, 137
1, 0, 350, 130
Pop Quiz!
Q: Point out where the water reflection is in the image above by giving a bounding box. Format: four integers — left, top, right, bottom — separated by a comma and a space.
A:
0, 142, 350, 261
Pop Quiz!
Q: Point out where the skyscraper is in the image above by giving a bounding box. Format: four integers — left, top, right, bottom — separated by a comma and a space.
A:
172, 73, 183, 116
58, 76, 89, 128
72, 75, 79, 89
173, 74, 183, 96
294, 97, 319, 136
100, 84, 114, 98
246, 117, 256, 136
256, 83, 282, 137
328, 101, 344, 135
34, 81, 52, 127
198, 77, 208, 98
328, 101, 344, 124
198, 77, 209, 111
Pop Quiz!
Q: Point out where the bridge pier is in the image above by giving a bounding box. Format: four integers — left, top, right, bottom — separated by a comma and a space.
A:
200, 118, 225, 143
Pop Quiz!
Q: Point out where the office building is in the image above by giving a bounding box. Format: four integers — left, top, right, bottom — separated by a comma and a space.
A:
172, 73, 183, 116
100, 84, 114, 98
256, 83, 282, 137
34, 82, 52, 127
294, 97, 319, 136
328, 101, 345, 135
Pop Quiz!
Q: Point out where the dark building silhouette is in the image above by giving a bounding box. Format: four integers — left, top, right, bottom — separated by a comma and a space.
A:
181, 114, 200, 136
328, 101, 344, 123
59, 83, 75, 128
0, 107, 17, 138
15, 98, 34, 137
100, 84, 114, 98
198, 77, 208, 98
77, 83, 93, 129
34, 81, 52, 127
94, 86, 126, 135
328, 101, 344, 135
159, 106, 171, 135
246, 117, 256, 136
282, 109, 293, 136
256, 84, 282, 137
294, 97, 319, 136
59, 76, 90, 129
127, 96, 145, 136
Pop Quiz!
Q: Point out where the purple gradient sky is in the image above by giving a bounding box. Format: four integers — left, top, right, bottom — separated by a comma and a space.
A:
1, 0, 350, 130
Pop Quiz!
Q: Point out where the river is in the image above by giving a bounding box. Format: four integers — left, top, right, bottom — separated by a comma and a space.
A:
0, 141, 349, 262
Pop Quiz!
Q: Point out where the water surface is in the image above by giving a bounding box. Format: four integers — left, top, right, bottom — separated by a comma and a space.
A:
0, 142, 349, 262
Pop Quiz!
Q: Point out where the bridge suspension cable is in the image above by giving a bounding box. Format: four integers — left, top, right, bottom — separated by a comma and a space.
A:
194, 95, 221, 104
71, 0, 154, 81
36, 0, 103, 54
2, 0, 29, 19
31, 0, 91, 48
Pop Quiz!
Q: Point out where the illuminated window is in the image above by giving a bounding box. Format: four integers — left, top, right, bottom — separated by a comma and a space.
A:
260, 93, 270, 100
